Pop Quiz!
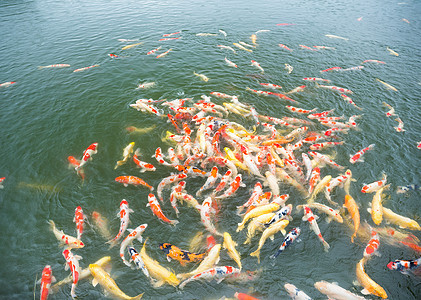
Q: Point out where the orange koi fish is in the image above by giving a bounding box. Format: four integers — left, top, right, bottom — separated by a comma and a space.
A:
344, 194, 360, 243
115, 175, 153, 190
159, 243, 207, 266
147, 193, 179, 225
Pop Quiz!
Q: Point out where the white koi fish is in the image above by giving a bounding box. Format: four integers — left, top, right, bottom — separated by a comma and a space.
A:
233, 42, 253, 52
302, 206, 330, 251
284, 283, 312, 300
285, 63, 293, 74
217, 45, 236, 53
107, 199, 133, 248
225, 57, 238, 68
315, 281, 365, 300
49, 220, 84, 249
38, 64, 70, 69
325, 34, 349, 40
120, 224, 147, 267
251, 60, 264, 73
62, 248, 82, 298
200, 197, 223, 236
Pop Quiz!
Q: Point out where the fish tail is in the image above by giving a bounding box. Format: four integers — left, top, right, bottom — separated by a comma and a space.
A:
176, 273, 190, 281
236, 223, 245, 232
170, 219, 179, 226
48, 220, 56, 231
351, 233, 356, 243
114, 160, 124, 169
131, 292, 144, 300
250, 249, 261, 263
270, 250, 282, 260
323, 240, 330, 252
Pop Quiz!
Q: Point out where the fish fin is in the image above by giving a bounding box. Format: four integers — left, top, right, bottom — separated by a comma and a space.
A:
215, 256, 220, 264
152, 280, 165, 288
137, 236, 143, 243
74, 255, 83, 260
92, 278, 99, 287
127, 228, 134, 234
166, 256, 172, 262
361, 288, 370, 295
302, 215, 308, 221
124, 184, 128, 187
326, 217, 332, 224
314, 214, 319, 220
128, 208, 134, 213
146, 203, 150, 207
374, 251, 382, 257
64, 263, 70, 271
269, 235, 275, 241
216, 277, 225, 284
281, 229, 286, 236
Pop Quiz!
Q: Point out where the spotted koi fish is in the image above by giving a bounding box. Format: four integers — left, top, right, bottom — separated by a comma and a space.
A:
310, 141, 344, 151
73, 206, 87, 240
128, 246, 150, 278
387, 258, 421, 274
364, 230, 380, 259
286, 106, 317, 114
271, 227, 301, 259
179, 266, 241, 289
133, 149, 156, 172
49, 220, 84, 249
361, 173, 387, 193
263, 204, 293, 227
62, 248, 82, 298
107, 199, 134, 248
159, 243, 207, 266
147, 193, 178, 225
308, 151, 344, 170
350, 144, 375, 164
307, 109, 335, 119
120, 224, 148, 267
39, 265, 56, 300
115, 175, 153, 190
302, 206, 330, 251
341, 94, 363, 110
152, 147, 173, 166
76, 143, 98, 170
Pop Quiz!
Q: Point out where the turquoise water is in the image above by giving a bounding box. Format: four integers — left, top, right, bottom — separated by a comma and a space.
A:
1, 0, 421, 299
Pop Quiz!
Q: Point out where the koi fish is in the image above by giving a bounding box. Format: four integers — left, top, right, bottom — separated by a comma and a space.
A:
140, 239, 180, 287
313, 45, 336, 50
316, 84, 353, 94
356, 258, 388, 298
219, 29, 227, 37
194, 71, 209, 82
76, 143, 98, 170
215, 174, 245, 199
308, 167, 321, 194
325, 34, 349, 40
38, 64, 70, 69
341, 94, 362, 110
364, 230, 380, 259
91, 211, 112, 240
308, 109, 335, 119
250, 220, 290, 263
121, 42, 143, 50
146, 46, 162, 55
196, 33, 217, 36
381, 207, 421, 230
344, 195, 360, 243
297, 203, 342, 223
299, 44, 317, 51
260, 83, 282, 90
362, 59, 386, 64
62, 248, 82, 298
73, 206, 87, 240
107, 199, 134, 248
271, 227, 300, 259
128, 246, 149, 278
115, 176, 153, 190
179, 266, 241, 289
278, 44, 293, 51
39, 265, 56, 300
0, 81, 16, 87
309, 151, 344, 169
136, 82, 155, 89
234, 292, 260, 300
310, 141, 344, 151
197, 166, 219, 196
217, 45, 236, 53
302, 206, 330, 251
73, 64, 99, 72
89, 264, 144, 299
314, 281, 365, 300
386, 46, 399, 56
159, 37, 180, 41
233, 42, 252, 52
201, 197, 223, 236
156, 48, 172, 58
114, 142, 135, 169
394, 117, 405, 132
320, 67, 342, 72
286, 106, 316, 114
302, 77, 330, 83
349, 144, 375, 164
285, 63, 293, 74
286, 85, 306, 94
382, 102, 396, 117
120, 224, 147, 266
376, 78, 397, 91
240, 41, 255, 49
396, 184, 420, 194
49, 220, 84, 248
133, 149, 156, 172
251, 60, 264, 73
284, 283, 312, 300
147, 193, 178, 225
108, 53, 119, 58
223, 232, 242, 270
361, 173, 387, 193
159, 243, 206, 266
225, 57, 238, 68
387, 258, 421, 274
163, 31, 181, 37
67, 156, 85, 180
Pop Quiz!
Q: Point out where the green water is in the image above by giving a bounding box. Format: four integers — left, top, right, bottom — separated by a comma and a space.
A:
1, 0, 420, 299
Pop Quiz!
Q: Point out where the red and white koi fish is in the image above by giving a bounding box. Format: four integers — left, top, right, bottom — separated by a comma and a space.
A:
310, 141, 344, 151
251, 60, 264, 73
156, 48, 172, 58
285, 126, 308, 140
320, 67, 342, 72
260, 82, 282, 89
0, 81, 16, 87
147, 193, 179, 225
324, 170, 352, 203
163, 31, 181, 37
286, 106, 316, 114
39, 265, 56, 300
146, 46, 162, 55
364, 230, 380, 259
237, 182, 263, 213
341, 94, 363, 110
302, 206, 330, 251
347, 114, 361, 128
302, 77, 330, 83
133, 149, 156, 172
107, 200, 134, 247
317, 84, 353, 94
62, 248, 82, 298
299, 44, 317, 51
76, 143, 98, 170
303, 134, 324, 144
246, 87, 272, 96
361, 173, 387, 193
308, 109, 335, 119
67, 156, 85, 180
49, 220, 84, 248
179, 265, 240, 289
197, 167, 219, 196
210, 91, 236, 99
152, 147, 173, 166
217, 45, 236, 53
73, 64, 99, 72
169, 181, 186, 216
313, 46, 336, 50
108, 53, 119, 58
342, 66, 364, 71
120, 224, 147, 266
278, 43, 293, 51
73, 206, 87, 240
362, 59, 386, 64
314, 281, 365, 300
38, 64, 70, 69
271, 92, 296, 102
318, 115, 345, 122
157, 173, 188, 201
319, 120, 351, 129
301, 153, 312, 181
382, 102, 395, 117
224, 57, 238, 68
200, 197, 223, 236
298, 202, 343, 223
324, 127, 349, 136
308, 167, 321, 194
159, 37, 180, 41
136, 82, 155, 89
215, 174, 245, 199
115, 175, 153, 190
286, 85, 306, 94
394, 117, 405, 132
309, 151, 344, 170
349, 144, 375, 164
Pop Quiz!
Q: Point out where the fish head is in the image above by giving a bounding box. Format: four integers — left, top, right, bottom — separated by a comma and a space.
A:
387, 261, 397, 270
159, 243, 173, 254
41, 265, 53, 283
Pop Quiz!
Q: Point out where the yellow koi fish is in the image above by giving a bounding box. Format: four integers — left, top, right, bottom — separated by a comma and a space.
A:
233, 42, 253, 52
224, 147, 248, 171
193, 71, 209, 82
376, 78, 397, 91
115, 142, 135, 169
386, 46, 399, 56
250, 34, 257, 45
237, 203, 281, 232
223, 232, 242, 270
344, 194, 360, 243
307, 175, 331, 204
381, 207, 421, 230
140, 239, 180, 287
89, 264, 144, 300
122, 42, 143, 50
244, 213, 276, 244
356, 258, 387, 299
